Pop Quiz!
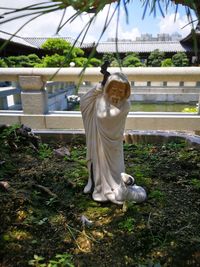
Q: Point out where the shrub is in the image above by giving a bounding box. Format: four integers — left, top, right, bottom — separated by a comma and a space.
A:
123, 54, 144, 67
0, 58, 7, 67
161, 58, 173, 67
89, 57, 101, 67
172, 52, 189, 67
148, 49, 165, 67
41, 54, 68, 67
5, 54, 41, 67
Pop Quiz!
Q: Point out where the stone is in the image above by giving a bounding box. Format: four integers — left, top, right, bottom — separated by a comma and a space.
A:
19, 76, 44, 90
53, 147, 70, 157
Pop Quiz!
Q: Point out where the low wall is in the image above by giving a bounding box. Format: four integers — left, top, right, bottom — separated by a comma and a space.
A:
33, 129, 200, 147
0, 67, 200, 132
130, 93, 198, 103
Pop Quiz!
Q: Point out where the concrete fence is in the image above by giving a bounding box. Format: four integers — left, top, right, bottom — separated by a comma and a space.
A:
0, 67, 200, 132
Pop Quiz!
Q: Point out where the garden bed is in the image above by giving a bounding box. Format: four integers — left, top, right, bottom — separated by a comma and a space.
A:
0, 125, 200, 267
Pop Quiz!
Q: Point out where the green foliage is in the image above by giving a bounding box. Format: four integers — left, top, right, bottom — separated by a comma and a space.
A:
118, 217, 135, 232
28, 253, 74, 267
1, 135, 200, 266
5, 54, 42, 67
24, 212, 48, 226
73, 57, 101, 67
70, 47, 84, 58
190, 179, 200, 190
52, 0, 112, 12
73, 57, 88, 67
41, 54, 68, 67
28, 254, 46, 267
172, 52, 189, 67
28, 54, 42, 66
41, 38, 72, 55
110, 58, 121, 67
41, 38, 84, 58
38, 143, 53, 159
48, 253, 74, 267
0, 58, 7, 67
122, 53, 144, 67
89, 57, 101, 67
148, 49, 165, 67
138, 262, 161, 267
125, 52, 140, 58
182, 106, 198, 113
149, 190, 165, 201
40, 38, 102, 67
0, 124, 21, 151
161, 58, 173, 67
5, 56, 24, 67
102, 53, 115, 64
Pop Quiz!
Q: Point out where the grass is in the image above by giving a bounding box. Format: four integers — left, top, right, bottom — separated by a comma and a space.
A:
0, 125, 200, 267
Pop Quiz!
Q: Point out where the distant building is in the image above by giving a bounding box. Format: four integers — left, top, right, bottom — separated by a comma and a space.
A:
107, 37, 132, 42
171, 32, 182, 41
136, 34, 155, 41
136, 33, 182, 42
157, 33, 171, 41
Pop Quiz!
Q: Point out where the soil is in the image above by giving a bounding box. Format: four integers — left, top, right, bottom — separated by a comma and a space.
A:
0, 126, 200, 267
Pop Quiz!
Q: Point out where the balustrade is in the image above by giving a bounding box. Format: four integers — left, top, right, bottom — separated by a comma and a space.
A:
0, 67, 200, 132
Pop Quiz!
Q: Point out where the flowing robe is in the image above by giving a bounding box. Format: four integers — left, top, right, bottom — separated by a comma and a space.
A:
80, 84, 130, 204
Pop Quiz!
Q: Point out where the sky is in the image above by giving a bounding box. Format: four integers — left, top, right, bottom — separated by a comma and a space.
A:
0, 0, 197, 42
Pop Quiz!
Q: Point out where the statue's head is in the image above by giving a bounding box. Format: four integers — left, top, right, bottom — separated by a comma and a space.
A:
104, 72, 130, 105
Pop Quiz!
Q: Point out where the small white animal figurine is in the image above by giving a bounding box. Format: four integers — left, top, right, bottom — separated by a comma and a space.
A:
121, 173, 147, 203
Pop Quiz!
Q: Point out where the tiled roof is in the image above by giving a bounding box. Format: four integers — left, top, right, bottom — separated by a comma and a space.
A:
0, 32, 193, 54
96, 41, 190, 53
0, 31, 37, 48
23, 36, 80, 48
22, 38, 189, 53
23, 36, 95, 49
22, 36, 94, 49
180, 28, 200, 43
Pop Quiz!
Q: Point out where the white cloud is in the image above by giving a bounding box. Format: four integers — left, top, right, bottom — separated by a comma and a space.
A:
3, 1, 192, 42
159, 13, 196, 38
106, 23, 140, 41
0, 0, 60, 36
0, 1, 141, 42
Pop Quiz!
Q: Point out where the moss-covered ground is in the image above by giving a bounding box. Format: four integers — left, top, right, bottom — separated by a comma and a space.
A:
0, 125, 200, 267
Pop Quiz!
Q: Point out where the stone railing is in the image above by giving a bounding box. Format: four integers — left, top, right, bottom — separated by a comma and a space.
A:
0, 67, 200, 132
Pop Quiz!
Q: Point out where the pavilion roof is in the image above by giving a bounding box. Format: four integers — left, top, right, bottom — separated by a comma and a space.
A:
23, 36, 79, 48
0, 32, 193, 54
0, 31, 37, 48
22, 37, 190, 53
95, 41, 189, 53
22, 36, 94, 49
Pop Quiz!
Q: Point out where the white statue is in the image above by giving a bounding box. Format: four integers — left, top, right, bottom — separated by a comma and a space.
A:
80, 71, 146, 205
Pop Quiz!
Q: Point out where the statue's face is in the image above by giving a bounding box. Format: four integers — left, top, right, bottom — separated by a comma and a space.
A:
106, 81, 127, 105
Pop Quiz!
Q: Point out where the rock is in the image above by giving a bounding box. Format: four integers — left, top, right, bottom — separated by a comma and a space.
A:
53, 147, 70, 157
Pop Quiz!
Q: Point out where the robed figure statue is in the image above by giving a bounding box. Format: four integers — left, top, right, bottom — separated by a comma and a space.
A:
80, 70, 146, 205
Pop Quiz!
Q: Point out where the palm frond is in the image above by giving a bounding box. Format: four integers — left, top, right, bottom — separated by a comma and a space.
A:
0, 13, 45, 53
142, 0, 150, 19
0, 2, 58, 17
122, 0, 129, 24
157, 0, 165, 17
115, 0, 122, 68
174, 3, 178, 21
0, 6, 61, 26
56, 8, 67, 34
78, 2, 120, 79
